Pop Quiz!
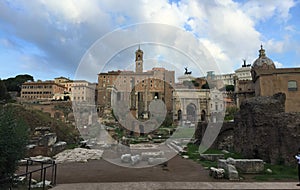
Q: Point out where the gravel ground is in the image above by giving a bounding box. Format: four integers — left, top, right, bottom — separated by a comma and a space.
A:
17, 155, 220, 184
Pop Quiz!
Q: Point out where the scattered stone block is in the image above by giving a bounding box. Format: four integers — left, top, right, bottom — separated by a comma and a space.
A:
131, 155, 141, 166
233, 159, 264, 173
222, 150, 230, 154
209, 167, 225, 179
31, 180, 51, 188
121, 154, 131, 163
227, 164, 239, 180
141, 151, 164, 161
53, 148, 103, 163
153, 139, 165, 143
218, 159, 239, 180
30, 155, 53, 163
218, 159, 227, 169
200, 154, 225, 162
219, 158, 264, 174
226, 157, 236, 165
148, 157, 168, 165
266, 168, 273, 174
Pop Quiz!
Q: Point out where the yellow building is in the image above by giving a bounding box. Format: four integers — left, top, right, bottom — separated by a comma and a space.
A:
21, 81, 66, 101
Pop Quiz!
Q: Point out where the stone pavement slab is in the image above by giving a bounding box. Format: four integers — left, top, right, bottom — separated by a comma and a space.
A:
51, 182, 300, 190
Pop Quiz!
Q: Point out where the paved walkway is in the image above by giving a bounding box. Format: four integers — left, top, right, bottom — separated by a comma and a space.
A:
51, 182, 300, 189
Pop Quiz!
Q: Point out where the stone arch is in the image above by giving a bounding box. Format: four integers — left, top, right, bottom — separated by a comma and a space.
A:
186, 103, 197, 122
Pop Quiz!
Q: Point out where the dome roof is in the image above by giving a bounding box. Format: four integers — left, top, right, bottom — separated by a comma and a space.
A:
252, 45, 275, 69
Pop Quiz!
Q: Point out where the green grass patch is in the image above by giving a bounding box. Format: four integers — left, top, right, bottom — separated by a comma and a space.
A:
186, 143, 298, 181
184, 144, 218, 168
253, 163, 298, 181
197, 160, 218, 168
187, 144, 243, 159
170, 127, 195, 139
185, 143, 246, 171
66, 143, 78, 149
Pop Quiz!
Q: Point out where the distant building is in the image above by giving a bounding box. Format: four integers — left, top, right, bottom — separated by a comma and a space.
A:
235, 60, 252, 81
173, 72, 225, 124
21, 81, 66, 101
54, 76, 70, 85
71, 83, 96, 103
234, 60, 255, 107
236, 45, 300, 112
97, 47, 175, 118
53, 77, 96, 103
173, 87, 210, 123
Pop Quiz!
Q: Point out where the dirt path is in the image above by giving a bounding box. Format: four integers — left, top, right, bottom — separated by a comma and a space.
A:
18, 155, 222, 184
56, 155, 218, 184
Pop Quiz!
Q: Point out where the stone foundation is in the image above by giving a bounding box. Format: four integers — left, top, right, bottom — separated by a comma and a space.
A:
218, 158, 264, 175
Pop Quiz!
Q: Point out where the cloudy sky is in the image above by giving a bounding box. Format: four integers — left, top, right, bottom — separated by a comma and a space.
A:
1, 0, 300, 82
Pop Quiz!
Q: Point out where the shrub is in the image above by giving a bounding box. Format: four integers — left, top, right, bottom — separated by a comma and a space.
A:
0, 105, 29, 179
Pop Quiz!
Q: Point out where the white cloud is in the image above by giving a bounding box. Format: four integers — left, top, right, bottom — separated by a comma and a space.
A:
0, 0, 298, 81
265, 39, 284, 53
241, 0, 295, 22
274, 61, 283, 68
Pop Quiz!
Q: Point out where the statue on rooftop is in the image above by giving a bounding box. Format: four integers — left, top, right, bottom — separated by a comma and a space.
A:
184, 67, 192, 75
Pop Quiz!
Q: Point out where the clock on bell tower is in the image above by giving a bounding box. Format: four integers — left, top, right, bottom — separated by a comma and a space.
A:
135, 45, 143, 73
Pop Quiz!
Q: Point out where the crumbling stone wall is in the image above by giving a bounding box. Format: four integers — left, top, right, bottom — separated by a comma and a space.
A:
234, 93, 300, 165
195, 122, 234, 151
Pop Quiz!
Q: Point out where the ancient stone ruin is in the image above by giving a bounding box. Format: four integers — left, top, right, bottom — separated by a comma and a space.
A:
234, 93, 300, 165
26, 127, 66, 157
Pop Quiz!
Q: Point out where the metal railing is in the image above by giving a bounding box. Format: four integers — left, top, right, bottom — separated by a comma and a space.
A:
0, 158, 57, 190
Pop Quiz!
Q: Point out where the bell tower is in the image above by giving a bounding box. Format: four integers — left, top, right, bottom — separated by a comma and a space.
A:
135, 45, 143, 73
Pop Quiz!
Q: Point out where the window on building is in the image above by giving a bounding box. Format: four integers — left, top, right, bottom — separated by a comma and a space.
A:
117, 92, 121, 101
288, 80, 297, 91
138, 92, 142, 101
215, 102, 218, 111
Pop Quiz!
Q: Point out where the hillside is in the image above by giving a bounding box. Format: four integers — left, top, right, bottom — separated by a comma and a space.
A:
2, 103, 80, 145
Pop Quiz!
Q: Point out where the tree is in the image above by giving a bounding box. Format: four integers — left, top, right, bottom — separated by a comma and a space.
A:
201, 82, 210, 89
0, 79, 10, 101
3, 74, 34, 93
225, 85, 235, 92
0, 105, 29, 179
224, 106, 239, 121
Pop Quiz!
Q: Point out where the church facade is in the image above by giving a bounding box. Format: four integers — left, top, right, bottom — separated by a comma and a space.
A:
236, 45, 300, 112
97, 47, 175, 119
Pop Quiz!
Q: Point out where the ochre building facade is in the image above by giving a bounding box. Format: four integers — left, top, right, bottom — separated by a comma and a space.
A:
236, 45, 300, 112
97, 47, 175, 118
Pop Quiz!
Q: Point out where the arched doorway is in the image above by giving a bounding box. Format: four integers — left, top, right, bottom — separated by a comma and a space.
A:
177, 110, 182, 121
201, 110, 206, 121
186, 103, 196, 122
139, 125, 144, 136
